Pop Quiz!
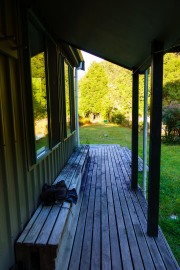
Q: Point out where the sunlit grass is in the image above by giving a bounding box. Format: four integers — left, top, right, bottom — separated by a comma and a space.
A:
80, 123, 132, 147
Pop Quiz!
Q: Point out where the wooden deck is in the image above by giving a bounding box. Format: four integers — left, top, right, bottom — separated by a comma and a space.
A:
66, 145, 179, 270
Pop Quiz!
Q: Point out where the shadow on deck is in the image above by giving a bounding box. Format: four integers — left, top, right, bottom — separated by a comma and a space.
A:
67, 144, 179, 270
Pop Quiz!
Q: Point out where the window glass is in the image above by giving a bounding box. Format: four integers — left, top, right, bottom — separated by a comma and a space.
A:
29, 21, 49, 158
64, 61, 71, 136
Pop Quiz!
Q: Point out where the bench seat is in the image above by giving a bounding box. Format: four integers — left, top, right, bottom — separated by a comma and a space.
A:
15, 145, 89, 270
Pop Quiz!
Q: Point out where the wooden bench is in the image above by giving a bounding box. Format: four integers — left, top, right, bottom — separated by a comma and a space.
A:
15, 145, 89, 270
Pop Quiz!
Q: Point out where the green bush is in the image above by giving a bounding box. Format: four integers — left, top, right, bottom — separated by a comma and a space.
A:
79, 116, 91, 126
138, 121, 144, 132
162, 104, 180, 143
110, 110, 127, 125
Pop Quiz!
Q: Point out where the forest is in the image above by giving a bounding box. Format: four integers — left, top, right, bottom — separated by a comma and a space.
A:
79, 53, 180, 143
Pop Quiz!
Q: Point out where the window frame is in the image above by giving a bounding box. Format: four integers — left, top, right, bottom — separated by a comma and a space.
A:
26, 13, 62, 166
28, 17, 50, 161
63, 59, 75, 138
46, 36, 60, 148
25, 12, 77, 167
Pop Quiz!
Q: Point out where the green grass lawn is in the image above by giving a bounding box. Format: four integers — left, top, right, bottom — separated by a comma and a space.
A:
80, 123, 132, 147
80, 123, 180, 264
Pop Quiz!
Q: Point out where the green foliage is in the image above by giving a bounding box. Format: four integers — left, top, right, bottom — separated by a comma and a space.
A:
79, 62, 110, 118
110, 109, 128, 125
79, 53, 180, 123
79, 116, 91, 126
79, 59, 150, 121
35, 135, 49, 151
163, 53, 180, 105
162, 103, 180, 143
101, 61, 133, 118
64, 62, 71, 135
31, 52, 48, 120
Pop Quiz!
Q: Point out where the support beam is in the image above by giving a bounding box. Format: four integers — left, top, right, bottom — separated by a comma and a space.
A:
143, 69, 149, 198
147, 40, 163, 237
75, 68, 80, 147
75, 61, 84, 147
131, 70, 139, 190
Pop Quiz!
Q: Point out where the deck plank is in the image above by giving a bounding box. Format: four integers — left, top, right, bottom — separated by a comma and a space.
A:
69, 152, 96, 270
68, 145, 179, 270
109, 148, 144, 270
79, 158, 97, 269
91, 150, 101, 270
68, 176, 91, 269
107, 147, 133, 270
119, 146, 179, 270
115, 146, 166, 269
105, 147, 122, 270
135, 183, 179, 270
101, 148, 111, 270
113, 146, 156, 270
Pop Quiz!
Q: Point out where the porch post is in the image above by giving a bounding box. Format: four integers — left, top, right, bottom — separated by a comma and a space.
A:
131, 70, 139, 190
143, 69, 149, 198
75, 68, 80, 147
147, 40, 163, 237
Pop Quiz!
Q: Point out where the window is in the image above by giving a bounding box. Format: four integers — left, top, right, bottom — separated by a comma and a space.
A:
64, 61, 71, 136
28, 20, 49, 158
64, 61, 75, 137
27, 15, 77, 163
47, 37, 60, 147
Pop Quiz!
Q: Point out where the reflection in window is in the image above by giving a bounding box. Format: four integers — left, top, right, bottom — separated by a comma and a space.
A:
30, 52, 49, 157
64, 62, 71, 136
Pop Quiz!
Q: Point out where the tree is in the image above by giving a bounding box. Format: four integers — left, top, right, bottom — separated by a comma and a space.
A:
79, 62, 110, 118
79, 53, 180, 124
163, 53, 180, 105
100, 61, 132, 116
31, 52, 48, 120
162, 103, 180, 143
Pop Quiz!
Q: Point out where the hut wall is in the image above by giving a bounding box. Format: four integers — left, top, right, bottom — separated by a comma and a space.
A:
0, 0, 77, 269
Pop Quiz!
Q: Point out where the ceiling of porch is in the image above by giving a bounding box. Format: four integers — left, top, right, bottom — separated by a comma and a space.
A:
33, 0, 180, 72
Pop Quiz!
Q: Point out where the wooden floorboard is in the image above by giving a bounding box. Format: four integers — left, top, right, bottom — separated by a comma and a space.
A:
68, 179, 90, 268
68, 145, 179, 270
114, 146, 157, 270
116, 146, 166, 270
108, 147, 144, 270
118, 145, 179, 270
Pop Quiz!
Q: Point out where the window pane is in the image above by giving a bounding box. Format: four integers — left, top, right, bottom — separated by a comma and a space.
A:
30, 51, 49, 157
64, 62, 71, 136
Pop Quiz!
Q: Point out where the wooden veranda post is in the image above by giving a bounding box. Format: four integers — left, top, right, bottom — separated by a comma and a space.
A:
131, 70, 139, 190
147, 40, 164, 237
